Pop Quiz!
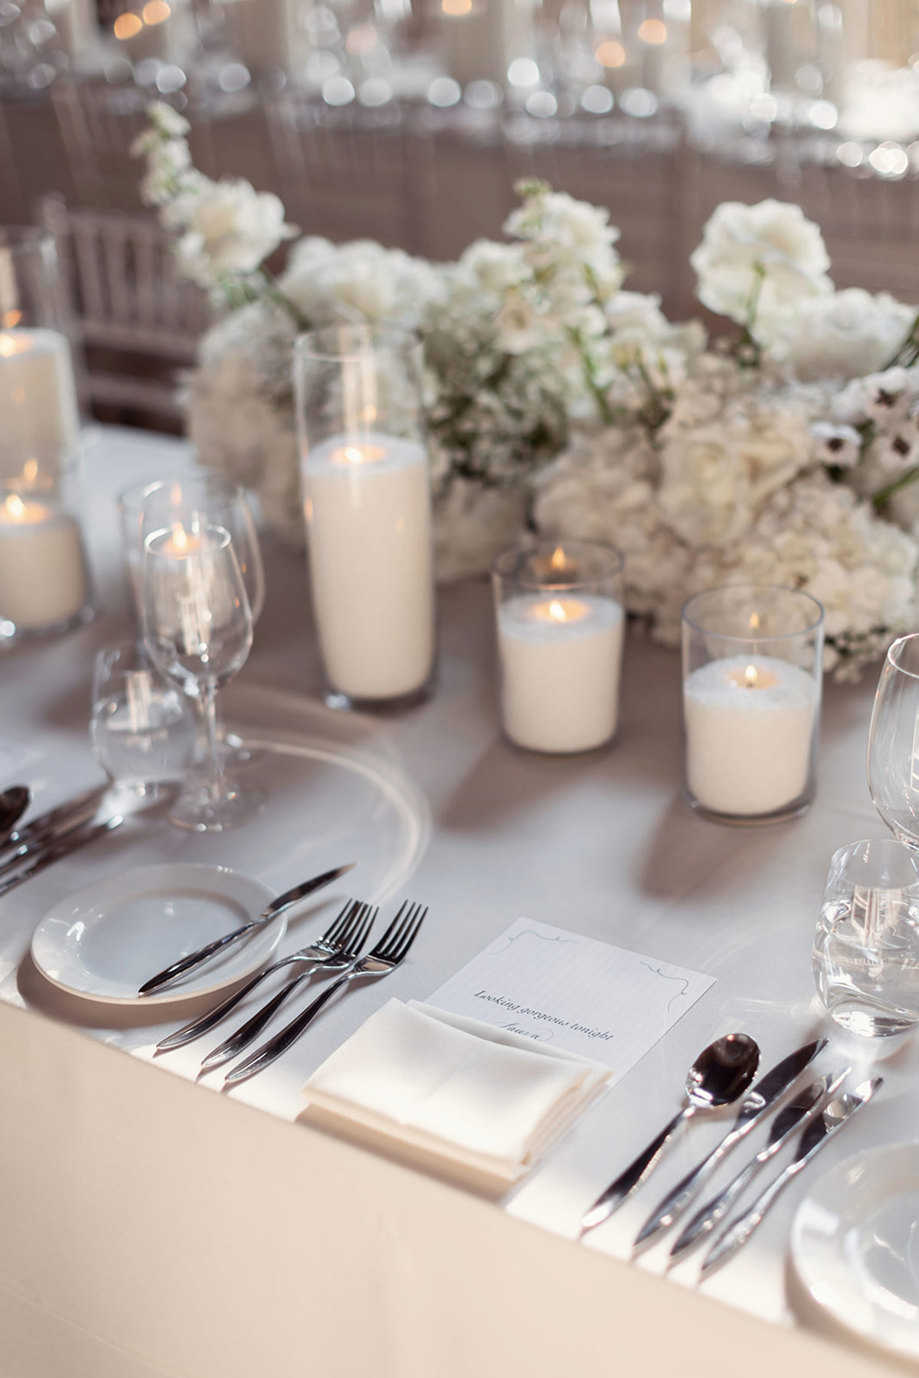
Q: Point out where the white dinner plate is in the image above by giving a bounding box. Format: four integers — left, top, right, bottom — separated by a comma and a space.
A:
31, 863, 285, 1005
791, 1142, 919, 1360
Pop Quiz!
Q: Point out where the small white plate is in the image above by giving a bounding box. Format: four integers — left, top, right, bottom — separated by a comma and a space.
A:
31, 863, 285, 1005
792, 1142, 919, 1360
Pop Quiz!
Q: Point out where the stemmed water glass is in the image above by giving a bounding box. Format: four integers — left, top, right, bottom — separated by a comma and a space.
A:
867, 634, 919, 847
141, 520, 265, 832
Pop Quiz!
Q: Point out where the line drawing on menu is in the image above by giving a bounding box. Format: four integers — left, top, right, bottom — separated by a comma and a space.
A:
639, 962, 691, 1012
490, 928, 580, 956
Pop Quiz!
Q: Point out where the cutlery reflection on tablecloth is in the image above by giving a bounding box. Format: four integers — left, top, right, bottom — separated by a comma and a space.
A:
299, 999, 612, 1194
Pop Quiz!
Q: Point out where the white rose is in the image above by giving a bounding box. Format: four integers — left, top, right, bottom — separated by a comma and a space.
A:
690, 199, 833, 343
167, 180, 295, 287
459, 240, 527, 295
780, 289, 914, 381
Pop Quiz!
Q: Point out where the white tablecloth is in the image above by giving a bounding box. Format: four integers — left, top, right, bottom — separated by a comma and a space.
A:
0, 427, 909, 1378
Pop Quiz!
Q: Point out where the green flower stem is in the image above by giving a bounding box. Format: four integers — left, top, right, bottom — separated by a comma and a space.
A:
873, 465, 919, 509
882, 310, 919, 371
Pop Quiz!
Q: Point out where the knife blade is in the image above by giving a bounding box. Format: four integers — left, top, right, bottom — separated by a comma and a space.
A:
632, 1037, 826, 1253
137, 862, 357, 995
0, 812, 125, 899
667, 1064, 850, 1266
699, 1076, 882, 1279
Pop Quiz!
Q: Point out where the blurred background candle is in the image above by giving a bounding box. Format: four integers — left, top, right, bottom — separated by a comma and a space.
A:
0, 492, 88, 631
681, 584, 824, 823
492, 539, 624, 754
0, 328, 79, 477
295, 327, 435, 708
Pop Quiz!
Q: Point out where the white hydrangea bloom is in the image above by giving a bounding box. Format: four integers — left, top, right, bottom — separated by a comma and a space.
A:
433, 479, 528, 582
690, 199, 833, 344
163, 180, 296, 288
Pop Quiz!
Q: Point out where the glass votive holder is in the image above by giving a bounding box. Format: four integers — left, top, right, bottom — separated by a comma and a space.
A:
491, 538, 625, 754
681, 584, 824, 824
294, 325, 436, 711
813, 838, 919, 1038
90, 640, 196, 801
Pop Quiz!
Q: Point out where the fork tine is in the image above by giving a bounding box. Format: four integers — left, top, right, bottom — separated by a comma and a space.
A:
332, 898, 368, 947
321, 898, 360, 945
374, 900, 417, 959
369, 899, 409, 957
387, 903, 427, 964
348, 905, 377, 956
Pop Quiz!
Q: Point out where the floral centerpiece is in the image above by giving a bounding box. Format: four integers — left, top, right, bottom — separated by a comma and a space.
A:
136, 103, 919, 677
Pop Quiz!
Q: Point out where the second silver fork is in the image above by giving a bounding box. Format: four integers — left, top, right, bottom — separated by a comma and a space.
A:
156, 899, 373, 1055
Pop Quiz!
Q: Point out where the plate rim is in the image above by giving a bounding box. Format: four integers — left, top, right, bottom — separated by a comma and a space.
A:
791, 1140, 919, 1359
30, 861, 285, 1006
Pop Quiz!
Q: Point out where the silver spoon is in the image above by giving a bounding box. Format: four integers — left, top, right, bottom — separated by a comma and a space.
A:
580, 1033, 760, 1238
0, 785, 29, 844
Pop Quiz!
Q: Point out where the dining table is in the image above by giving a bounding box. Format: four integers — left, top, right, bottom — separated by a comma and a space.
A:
0, 424, 914, 1378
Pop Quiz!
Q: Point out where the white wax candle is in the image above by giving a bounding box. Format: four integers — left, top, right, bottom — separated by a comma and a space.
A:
220, 0, 304, 72
0, 494, 88, 631
45, 0, 98, 59
497, 593, 624, 753
304, 433, 435, 701
113, 0, 188, 64
0, 328, 79, 476
683, 654, 818, 816
440, 0, 533, 87
765, 0, 802, 89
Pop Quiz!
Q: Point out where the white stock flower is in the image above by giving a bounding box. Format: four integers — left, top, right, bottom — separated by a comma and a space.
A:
459, 239, 528, 296
147, 100, 190, 139
690, 199, 832, 343
834, 366, 919, 426
165, 179, 296, 288
810, 421, 862, 469
779, 289, 914, 381
506, 188, 621, 277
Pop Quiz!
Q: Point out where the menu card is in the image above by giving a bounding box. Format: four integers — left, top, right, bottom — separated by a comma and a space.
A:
429, 918, 714, 1082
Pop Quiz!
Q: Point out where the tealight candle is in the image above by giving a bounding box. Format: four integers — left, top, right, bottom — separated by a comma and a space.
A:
0, 492, 89, 631
681, 586, 824, 823
295, 328, 436, 709
493, 540, 625, 754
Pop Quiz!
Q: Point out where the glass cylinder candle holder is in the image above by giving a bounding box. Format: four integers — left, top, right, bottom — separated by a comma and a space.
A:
0, 227, 93, 644
681, 584, 824, 825
492, 539, 625, 755
294, 325, 436, 711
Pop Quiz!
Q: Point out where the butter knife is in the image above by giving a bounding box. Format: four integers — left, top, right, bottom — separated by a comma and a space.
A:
137, 862, 356, 995
0, 812, 125, 899
700, 1076, 882, 1279
667, 1065, 850, 1266
633, 1037, 827, 1253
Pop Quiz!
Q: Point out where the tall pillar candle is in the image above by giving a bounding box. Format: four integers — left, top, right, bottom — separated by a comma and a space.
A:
0, 328, 79, 479
304, 433, 435, 703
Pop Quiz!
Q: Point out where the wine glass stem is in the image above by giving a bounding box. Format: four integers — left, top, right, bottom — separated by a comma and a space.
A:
200, 681, 225, 796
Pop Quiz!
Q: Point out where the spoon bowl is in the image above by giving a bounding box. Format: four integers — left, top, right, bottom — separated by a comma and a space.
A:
580, 1031, 760, 1236
0, 785, 30, 843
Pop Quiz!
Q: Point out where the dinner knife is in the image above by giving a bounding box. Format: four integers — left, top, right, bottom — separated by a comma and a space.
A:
0, 812, 125, 899
699, 1076, 882, 1279
137, 862, 356, 995
632, 1037, 826, 1253
667, 1064, 850, 1266
0, 781, 109, 861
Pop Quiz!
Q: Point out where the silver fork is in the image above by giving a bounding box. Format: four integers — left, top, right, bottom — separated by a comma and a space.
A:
223, 900, 428, 1086
198, 901, 377, 1072
155, 900, 372, 1054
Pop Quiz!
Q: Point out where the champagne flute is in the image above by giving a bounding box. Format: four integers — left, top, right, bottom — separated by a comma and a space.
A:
867, 633, 919, 846
141, 521, 266, 832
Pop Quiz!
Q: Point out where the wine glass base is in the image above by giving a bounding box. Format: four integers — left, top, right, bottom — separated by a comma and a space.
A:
167, 777, 267, 833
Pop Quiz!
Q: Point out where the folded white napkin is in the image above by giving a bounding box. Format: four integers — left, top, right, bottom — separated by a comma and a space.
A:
301, 999, 611, 1190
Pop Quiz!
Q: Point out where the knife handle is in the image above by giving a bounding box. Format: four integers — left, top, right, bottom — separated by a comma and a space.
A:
138, 920, 262, 994
581, 1105, 691, 1235
0, 815, 122, 899
633, 1132, 735, 1249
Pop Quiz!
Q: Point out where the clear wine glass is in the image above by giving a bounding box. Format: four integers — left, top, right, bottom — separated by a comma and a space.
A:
90, 640, 196, 802
141, 521, 266, 832
120, 472, 265, 767
866, 633, 919, 847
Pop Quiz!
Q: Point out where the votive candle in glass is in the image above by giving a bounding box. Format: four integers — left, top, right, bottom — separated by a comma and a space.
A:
295, 326, 436, 710
681, 584, 824, 824
492, 539, 625, 754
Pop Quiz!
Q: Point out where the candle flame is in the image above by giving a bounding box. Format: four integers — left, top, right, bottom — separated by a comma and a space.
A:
4, 494, 26, 521
749, 611, 760, 630
113, 11, 142, 36
1, 310, 21, 329
142, 1, 170, 24
443, 0, 472, 14
21, 458, 38, 487
744, 664, 758, 688
170, 522, 190, 552
638, 17, 667, 43
548, 600, 568, 622
550, 545, 567, 572
595, 39, 626, 67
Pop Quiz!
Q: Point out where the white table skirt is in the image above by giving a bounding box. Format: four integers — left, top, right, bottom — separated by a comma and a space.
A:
0, 427, 909, 1377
